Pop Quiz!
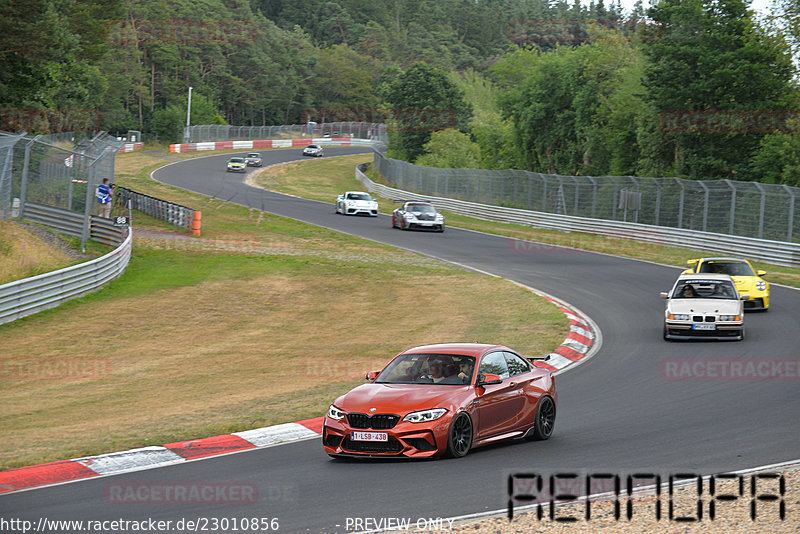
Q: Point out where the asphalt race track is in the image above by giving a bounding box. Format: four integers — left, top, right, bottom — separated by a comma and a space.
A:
3, 147, 799, 532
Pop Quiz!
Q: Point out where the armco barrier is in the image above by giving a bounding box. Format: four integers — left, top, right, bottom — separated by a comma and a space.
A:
169, 137, 377, 153
0, 226, 132, 325
114, 187, 199, 234
356, 164, 800, 267
22, 203, 126, 246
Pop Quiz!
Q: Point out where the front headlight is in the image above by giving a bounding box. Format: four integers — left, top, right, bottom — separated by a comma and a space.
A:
327, 405, 345, 421
718, 315, 740, 321
668, 314, 690, 320
756, 280, 767, 291
402, 408, 447, 423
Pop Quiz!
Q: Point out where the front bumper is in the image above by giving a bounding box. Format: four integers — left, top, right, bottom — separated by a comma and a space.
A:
405, 220, 444, 231
246, 161, 262, 167
322, 416, 450, 458
344, 206, 378, 216
743, 295, 769, 310
227, 166, 246, 172
664, 322, 743, 340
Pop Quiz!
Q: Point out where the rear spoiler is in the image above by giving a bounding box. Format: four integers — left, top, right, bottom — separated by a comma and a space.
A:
527, 355, 552, 362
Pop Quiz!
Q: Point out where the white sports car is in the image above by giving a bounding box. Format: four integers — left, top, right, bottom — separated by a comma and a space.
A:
335, 191, 379, 216
392, 201, 445, 232
661, 273, 746, 341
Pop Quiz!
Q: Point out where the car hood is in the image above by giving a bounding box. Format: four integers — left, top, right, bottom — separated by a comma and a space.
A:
334, 383, 468, 415
667, 298, 742, 314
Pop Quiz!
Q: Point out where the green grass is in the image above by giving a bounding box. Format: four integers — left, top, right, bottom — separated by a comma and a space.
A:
0, 148, 569, 470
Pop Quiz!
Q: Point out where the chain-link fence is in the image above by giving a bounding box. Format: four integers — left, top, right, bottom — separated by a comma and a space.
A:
0, 131, 124, 249
374, 152, 800, 244
184, 122, 388, 144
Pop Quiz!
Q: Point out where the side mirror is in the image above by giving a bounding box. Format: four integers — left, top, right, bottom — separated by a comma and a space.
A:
476, 373, 502, 386
686, 259, 698, 266
740, 294, 750, 301
366, 371, 380, 381
756, 270, 767, 276
681, 268, 693, 274
660, 292, 669, 299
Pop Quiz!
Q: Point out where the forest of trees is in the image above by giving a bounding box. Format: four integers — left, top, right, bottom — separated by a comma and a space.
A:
1, 0, 799, 184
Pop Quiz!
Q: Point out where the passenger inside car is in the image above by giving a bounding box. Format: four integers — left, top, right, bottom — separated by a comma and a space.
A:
679, 285, 697, 298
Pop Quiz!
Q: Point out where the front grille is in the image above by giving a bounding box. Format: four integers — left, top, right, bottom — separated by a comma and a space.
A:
342, 438, 403, 453
416, 213, 435, 221
693, 316, 703, 322
705, 316, 715, 322
346, 413, 400, 430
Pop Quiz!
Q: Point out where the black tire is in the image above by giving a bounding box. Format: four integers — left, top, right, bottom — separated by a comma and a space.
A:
529, 396, 556, 441
737, 328, 745, 341
663, 325, 670, 341
446, 413, 473, 458
437, 225, 445, 233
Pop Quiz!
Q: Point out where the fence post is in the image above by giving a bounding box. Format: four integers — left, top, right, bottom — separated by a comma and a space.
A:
676, 178, 685, 229
80, 158, 99, 252
18, 136, 38, 220
699, 181, 709, 232
725, 179, 736, 235
652, 177, 661, 227
783, 185, 795, 242
754, 182, 766, 239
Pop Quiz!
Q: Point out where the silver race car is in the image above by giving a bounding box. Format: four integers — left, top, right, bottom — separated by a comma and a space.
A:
661, 273, 746, 341
303, 144, 324, 157
392, 201, 445, 232
335, 191, 378, 216
244, 152, 263, 166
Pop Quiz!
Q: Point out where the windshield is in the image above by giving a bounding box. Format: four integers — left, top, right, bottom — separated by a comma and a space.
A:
307, 145, 319, 149
247, 153, 260, 158
408, 204, 435, 214
698, 261, 754, 276
347, 193, 371, 200
376, 354, 476, 385
673, 279, 737, 299
229, 158, 244, 163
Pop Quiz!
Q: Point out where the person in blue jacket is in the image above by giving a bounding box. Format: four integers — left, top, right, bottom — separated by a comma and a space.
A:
97, 178, 113, 218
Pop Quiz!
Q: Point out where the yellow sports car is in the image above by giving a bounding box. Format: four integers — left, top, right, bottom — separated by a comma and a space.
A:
682, 257, 769, 311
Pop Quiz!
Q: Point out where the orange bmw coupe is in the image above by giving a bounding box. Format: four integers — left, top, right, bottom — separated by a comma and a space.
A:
323, 343, 557, 459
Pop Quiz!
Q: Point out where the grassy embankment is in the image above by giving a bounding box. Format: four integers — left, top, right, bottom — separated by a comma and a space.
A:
0, 148, 567, 470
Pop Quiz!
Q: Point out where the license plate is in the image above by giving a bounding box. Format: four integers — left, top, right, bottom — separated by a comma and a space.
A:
692, 323, 716, 330
420, 222, 433, 226
351, 431, 388, 442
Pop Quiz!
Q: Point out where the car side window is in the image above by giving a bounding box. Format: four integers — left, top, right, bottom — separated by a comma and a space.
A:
504, 352, 530, 376
478, 352, 510, 379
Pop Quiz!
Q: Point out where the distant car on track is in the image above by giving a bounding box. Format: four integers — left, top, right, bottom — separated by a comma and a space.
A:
661, 273, 746, 341
226, 157, 247, 173
335, 191, 378, 216
244, 152, 263, 167
323, 343, 556, 459
392, 201, 444, 232
682, 257, 769, 311
303, 144, 324, 157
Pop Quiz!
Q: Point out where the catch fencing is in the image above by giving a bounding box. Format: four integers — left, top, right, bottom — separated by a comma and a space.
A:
183, 122, 388, 145
0, 130, 125, 249
356, 164, 800, 267
373, 152, 800, 244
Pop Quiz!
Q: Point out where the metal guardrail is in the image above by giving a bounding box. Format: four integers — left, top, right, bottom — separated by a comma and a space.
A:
114, 187, 197, 233
356, 164, 800, 268
0, 225, 132, 325
23, 203, 126, 246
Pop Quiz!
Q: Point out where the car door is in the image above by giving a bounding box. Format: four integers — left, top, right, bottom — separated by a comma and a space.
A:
474, 351, 524, 439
